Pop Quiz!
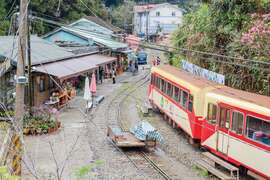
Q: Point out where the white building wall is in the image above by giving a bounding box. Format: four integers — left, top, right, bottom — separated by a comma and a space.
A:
133, 3, 183, 36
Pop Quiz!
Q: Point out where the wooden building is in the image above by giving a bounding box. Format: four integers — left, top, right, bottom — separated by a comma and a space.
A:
0, 36, 117, 108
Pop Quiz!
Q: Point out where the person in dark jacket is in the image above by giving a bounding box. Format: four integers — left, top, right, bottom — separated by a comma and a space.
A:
112, 69, 116, 84
99, 67, 104, 84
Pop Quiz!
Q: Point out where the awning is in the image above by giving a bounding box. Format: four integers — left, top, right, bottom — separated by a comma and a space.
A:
33, 54, 116, 80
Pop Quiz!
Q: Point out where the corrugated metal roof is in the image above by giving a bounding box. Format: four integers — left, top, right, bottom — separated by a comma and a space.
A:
70, 18, 114, 36
61, 27, 128, 50
134, 4, 157, 12
0, 36, 74, 66
84, 16, 122, 33
33, 54, 116, 80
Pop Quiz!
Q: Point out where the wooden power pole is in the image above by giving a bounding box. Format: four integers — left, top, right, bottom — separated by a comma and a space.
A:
13, 0, 28, 176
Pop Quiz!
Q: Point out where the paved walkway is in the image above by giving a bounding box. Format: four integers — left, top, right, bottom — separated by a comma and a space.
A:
22, 73, 131, 179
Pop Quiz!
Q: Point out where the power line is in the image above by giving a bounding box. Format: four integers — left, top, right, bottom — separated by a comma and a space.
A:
78, 0, 98, 18
0, 0, 17, 22
142, 42, 270, 66
141, 44, 270, 72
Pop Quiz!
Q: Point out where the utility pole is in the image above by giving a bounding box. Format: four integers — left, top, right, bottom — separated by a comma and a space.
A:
12, 0, 28, 176
145, 5, 149, 42
27, 11, 32, 111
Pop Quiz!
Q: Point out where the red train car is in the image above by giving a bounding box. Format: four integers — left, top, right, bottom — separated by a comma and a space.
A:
148, 65, 270, 179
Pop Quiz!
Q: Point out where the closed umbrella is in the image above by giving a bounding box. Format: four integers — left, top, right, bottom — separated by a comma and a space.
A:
83, 77, 91, 111
90, 73, 97, 107
90, 73, 97, 94
105, 65, 109, 78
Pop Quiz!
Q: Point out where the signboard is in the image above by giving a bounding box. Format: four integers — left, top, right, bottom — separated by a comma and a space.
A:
181, 60, 225, 85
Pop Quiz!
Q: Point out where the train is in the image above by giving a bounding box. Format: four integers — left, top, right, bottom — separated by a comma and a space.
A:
148, 64, 270, 179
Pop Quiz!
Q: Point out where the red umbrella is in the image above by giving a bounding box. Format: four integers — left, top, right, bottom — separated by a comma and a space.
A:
105, 65, 110, 77
90, 73, 97, 95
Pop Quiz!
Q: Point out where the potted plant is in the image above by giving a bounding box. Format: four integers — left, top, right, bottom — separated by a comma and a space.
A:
57, 121, 61, 128
23, 125, 30, 135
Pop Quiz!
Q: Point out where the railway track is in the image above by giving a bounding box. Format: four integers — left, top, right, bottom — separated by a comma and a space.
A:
105, 69, 173, 180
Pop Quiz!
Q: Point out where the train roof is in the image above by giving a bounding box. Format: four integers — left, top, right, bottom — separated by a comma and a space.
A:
211, 86, 270, 110
152, 65, 270, 116
152, 65, 218, 90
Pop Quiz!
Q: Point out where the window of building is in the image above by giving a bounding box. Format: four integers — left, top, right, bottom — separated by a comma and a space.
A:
172, 12, 175, 16
207, 103, 217, 124
39, 76, 45, 92
156, 11, 160, 16
231, 111, 244, 134
246, 116, 270, 146
188, 95, 193, 112
49, 77, 55, 89
173, 86, 179, 101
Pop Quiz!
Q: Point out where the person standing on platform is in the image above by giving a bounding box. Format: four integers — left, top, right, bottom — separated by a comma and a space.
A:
99, 67, 104, 84
112, 68, 116, 84
152, 57, 156, 66
156, 56, 161, 65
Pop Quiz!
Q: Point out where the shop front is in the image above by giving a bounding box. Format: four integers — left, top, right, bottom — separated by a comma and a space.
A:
32, 54, 116, 107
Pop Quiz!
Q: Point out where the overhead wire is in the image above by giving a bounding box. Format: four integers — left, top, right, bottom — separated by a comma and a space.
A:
141, 43, 270, 72
142, 42, 270, 66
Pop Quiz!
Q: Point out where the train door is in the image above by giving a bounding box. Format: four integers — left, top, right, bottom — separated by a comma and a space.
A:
216, 106, 231, 155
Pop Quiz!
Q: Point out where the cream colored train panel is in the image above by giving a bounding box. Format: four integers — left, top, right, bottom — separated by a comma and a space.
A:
152, 89, 192, 136
228, 136, 270, 177
202, 132, 270, 177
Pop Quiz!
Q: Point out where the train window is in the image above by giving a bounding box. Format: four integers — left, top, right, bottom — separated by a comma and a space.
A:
207, 103, 217, 124
219, 108, 230, 129
188, 95, 193, 112
156, 77, 160, 89
167, 83, 173, 97
246, 116, 270, 146
151, 75, 155, 85
180, 91, 188, 108
231, 111, 244, 134
173, 86, 179, 101
161, 79, 166, 92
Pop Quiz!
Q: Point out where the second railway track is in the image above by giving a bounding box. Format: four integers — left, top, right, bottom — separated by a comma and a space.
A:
105, 68, 173, 180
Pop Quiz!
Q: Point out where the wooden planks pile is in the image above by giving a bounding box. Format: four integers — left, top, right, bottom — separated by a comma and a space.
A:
196, 152, 239, 180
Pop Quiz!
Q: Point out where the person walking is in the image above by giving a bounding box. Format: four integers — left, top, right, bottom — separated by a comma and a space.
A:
135, 61, 138, 72
99, 67, 104, 84
112, 68, 116, 84
152, 57, 156, 66
156, 56, 161, 65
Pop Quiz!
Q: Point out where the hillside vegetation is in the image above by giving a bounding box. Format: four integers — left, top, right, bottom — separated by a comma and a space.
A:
171, 0, 270, 95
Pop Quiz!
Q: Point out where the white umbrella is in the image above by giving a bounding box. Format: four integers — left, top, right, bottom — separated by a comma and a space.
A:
83, 77, 91, 111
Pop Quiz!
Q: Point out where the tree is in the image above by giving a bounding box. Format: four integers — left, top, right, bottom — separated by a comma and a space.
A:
3, 0, 109, 35
172, 1, 270, 95
110, 0, 135, 30
0, 0, 11, 36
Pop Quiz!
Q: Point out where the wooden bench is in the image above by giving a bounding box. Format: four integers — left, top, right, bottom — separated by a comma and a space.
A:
197, 160, 232, 180
202, 152, 239, 180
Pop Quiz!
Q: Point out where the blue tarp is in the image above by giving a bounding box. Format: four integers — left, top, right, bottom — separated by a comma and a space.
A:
130, 121, 164, 143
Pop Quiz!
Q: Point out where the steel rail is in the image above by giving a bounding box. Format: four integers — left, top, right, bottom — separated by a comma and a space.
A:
115, 69, 173, 180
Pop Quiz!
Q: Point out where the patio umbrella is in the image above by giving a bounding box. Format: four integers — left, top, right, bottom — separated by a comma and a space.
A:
83, 77, 91, 111
90, 73, 97, 107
